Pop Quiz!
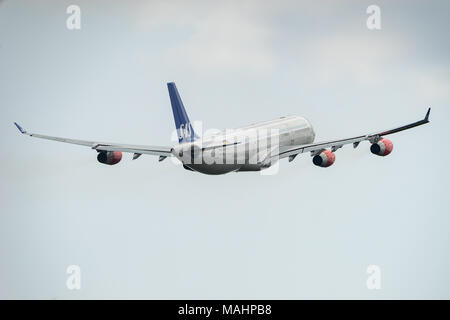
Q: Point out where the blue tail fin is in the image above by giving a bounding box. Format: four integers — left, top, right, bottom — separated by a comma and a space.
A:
167, 82, 198, 143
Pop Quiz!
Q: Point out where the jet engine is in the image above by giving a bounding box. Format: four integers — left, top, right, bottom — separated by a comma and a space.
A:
370, 138, 393, 156
312, 150, 335, 167
97, 151, 122, 165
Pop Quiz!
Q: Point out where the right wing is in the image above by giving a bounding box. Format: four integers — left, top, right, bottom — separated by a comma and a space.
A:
14, 123, 173, 158
273, 107, 431, 162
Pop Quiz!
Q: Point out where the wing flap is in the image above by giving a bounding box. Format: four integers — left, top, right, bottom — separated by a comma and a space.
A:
94, 144, 172, 156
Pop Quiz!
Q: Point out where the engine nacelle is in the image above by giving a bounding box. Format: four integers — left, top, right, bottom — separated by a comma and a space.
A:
370, 138, 393, 156
97, 151, 122, 165
312, 150, 335, 167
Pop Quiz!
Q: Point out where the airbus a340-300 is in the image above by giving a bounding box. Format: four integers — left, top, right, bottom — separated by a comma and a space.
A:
15, 82, 430, 175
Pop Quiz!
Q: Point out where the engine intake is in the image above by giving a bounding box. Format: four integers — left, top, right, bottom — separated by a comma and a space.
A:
370, 138, 393, 156
312, 150, 335, 167
97, 151, 122, 165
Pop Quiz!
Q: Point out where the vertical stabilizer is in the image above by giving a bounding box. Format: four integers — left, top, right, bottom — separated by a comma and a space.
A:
167, 82, 197, 143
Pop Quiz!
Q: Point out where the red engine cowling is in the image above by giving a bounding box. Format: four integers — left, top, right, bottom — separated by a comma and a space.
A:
97, 151, 122, 165
370, 138, 393, 156
312, 150, 336, 167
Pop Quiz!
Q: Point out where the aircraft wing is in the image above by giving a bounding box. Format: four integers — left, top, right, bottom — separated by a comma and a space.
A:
13, 123, 173, 157
274, 108, 430, 161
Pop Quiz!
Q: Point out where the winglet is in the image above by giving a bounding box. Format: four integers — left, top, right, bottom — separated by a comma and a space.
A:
424, 107, 431, 122
14, 122, 27, 134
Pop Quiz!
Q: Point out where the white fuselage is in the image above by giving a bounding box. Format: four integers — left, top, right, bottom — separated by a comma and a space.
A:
172, 116, 315, 175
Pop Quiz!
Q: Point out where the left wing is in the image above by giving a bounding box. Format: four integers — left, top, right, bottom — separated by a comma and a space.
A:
13, 122, 173, 158
273, 107, 430, 162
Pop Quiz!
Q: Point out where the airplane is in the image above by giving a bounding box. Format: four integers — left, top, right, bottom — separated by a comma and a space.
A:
14, 82, 431, 175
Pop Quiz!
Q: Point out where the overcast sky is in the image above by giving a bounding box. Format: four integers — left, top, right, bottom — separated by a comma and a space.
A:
1, 0, 449, 299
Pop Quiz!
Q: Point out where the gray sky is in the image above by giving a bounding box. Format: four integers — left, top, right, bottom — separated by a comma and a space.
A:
0, 0, 449, 299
